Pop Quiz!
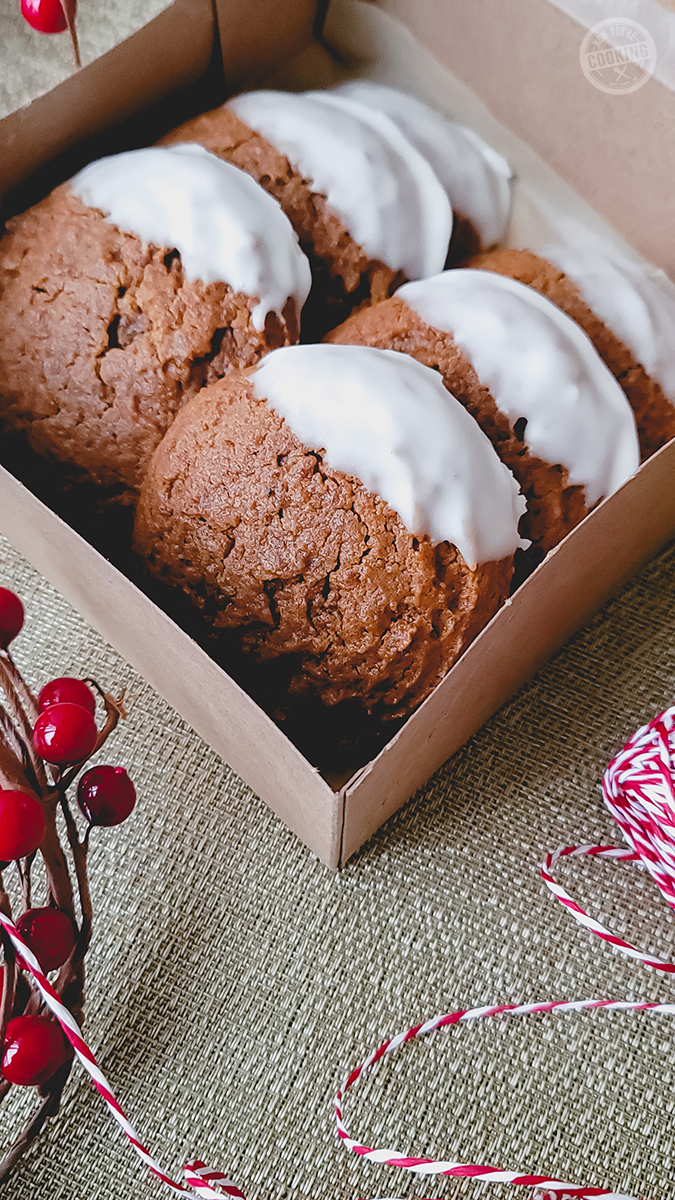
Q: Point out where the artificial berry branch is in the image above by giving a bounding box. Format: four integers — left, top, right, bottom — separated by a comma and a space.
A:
0, 587, 136, 1184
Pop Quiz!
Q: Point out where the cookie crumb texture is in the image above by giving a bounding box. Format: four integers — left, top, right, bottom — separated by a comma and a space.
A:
468, 248, 675, 460
134, 373, 512, 718
160, 108, 402, 339
326, 297, 587, 563
0, 187, 299, 502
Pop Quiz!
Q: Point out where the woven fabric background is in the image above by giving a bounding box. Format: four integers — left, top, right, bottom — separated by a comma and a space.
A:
1, 528, 675, 1200
3, 3, 675, 1198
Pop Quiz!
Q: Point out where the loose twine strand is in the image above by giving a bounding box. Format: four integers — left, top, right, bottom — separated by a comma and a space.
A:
5, 707, 675, 1199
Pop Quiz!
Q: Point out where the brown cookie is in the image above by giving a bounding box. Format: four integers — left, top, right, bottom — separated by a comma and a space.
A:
466, 247, 675, 460
325, 296, 587, 565
159, 106, 404, 340
0, 186, 299, 504
133, 371, 512, 719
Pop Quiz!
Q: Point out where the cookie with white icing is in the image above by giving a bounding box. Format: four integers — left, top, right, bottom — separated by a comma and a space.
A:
466, 245, 675, 459
0, 144, 310, 503
134, 345, 526, 718
326, 270, 640, 565
160, 90, 452, 338
333, 80, 512, 262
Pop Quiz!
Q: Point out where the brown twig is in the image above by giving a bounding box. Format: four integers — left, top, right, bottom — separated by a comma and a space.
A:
2, 654, 39, 726
0, 656, 47, 795
0, 880, 16, 1053
0, 1057, 73, 1186
40, 796, 78, 928
0, 706, 25, 770
57, 0, 81, 69
0, 741, 32, 797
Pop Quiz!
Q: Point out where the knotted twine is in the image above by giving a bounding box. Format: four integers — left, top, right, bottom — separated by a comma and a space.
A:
5, 708, 675, 1199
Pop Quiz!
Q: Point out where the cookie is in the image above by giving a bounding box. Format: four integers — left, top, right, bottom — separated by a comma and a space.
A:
326, 270, 640, 566
0, 144, 310, 502
161, 90, 452, 338
466, 245, 675, 459
333, 80, 512, 261
134, 345, 525, 718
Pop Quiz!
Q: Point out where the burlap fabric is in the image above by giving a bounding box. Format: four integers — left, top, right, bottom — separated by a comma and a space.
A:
0, 526, 674, 1200
0, 0, 170, 119
3, 4, 675, 1196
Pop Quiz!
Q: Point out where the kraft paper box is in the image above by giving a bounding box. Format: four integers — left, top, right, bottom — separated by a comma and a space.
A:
1, 0, 674, 868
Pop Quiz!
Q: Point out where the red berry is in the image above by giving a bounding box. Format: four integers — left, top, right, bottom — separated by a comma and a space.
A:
0, 791, 45, 860
77, 765, 136, 827
2, 1015, 68, 1086
16, 907, 75, 973
0, 588, 24, 651
33, 702, 97, 767
38, 677, 96, 716
20, 0, 69, 34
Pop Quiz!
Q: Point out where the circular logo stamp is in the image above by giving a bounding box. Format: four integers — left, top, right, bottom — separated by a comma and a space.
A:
580, 18, 656, 94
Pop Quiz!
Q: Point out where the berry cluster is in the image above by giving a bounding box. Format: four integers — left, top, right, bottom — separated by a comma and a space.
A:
0, 586, 134, 1176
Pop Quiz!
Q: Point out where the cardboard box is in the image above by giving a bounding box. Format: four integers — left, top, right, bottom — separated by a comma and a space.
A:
1, 0, 674, 867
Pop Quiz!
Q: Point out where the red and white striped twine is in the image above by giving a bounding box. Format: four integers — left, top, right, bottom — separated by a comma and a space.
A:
333, 707, 675, 1200
335, 997, 672, 1200
0, 912, 244, 1199
4, 707, 674, 1200
542, 704, 675, 972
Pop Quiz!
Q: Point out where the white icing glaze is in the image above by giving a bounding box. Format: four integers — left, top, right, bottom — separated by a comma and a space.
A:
227, 89, 452, 281
540, 243, 675, 404
335, 80, 512, 248
397, 270, 640, 506
71, 144, 311, 332
252, 345, 527, 568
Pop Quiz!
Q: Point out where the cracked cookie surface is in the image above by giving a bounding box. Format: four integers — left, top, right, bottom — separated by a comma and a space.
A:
133, 371, 512, 718
0, 186, 299, 503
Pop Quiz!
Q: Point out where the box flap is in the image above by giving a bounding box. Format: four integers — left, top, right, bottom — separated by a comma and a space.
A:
213, 0, 323, 91
365, 0, 675, 278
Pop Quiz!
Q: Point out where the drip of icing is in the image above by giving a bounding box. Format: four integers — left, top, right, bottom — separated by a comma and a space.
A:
252, 344, 527, 569
334, 80, 512, 248
71, 144, 311, 332
226, 89, 452, 281
540, 243, 675, 405
397, 270, 640, 507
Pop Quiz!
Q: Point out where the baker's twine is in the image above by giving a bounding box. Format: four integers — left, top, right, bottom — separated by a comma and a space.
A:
335, 997, 670, 1200
4, 708, 675, 1200
0, 911, 244, 1199
542, 705, 675, 972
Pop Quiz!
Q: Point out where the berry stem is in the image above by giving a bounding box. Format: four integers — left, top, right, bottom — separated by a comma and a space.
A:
58, 792, 91, 946
59, 0, 81, 69
0, 896, 16, 1050
3, 654, 39, 726
0, 656, 48, 795
0, 1057, 73, 1185
40, 797, 77, 927
0, 709, 24, 770
57, 686, 124, 794
16, 850, 38, 911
